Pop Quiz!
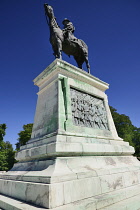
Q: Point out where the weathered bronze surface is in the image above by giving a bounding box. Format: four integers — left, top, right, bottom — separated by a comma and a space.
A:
71, 88, 109, 130
44, 4, 90, 73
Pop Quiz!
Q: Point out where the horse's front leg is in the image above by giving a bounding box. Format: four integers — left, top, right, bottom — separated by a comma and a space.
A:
51, 40, 62, 59
56, 39, 62, 59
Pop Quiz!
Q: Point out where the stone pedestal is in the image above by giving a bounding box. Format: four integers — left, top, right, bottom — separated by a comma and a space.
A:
0, 59, 140, 210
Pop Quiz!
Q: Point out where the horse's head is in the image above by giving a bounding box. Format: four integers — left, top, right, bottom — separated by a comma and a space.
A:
44, 4, 54, 19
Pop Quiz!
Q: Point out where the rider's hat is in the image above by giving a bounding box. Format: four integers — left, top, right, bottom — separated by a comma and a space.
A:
62, 18, 70, 25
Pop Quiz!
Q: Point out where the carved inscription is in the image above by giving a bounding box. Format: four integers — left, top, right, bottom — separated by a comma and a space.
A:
70, 88, 109, 130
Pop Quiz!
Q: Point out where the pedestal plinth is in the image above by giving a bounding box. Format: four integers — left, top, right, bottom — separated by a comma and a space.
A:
0, 59, 140, 210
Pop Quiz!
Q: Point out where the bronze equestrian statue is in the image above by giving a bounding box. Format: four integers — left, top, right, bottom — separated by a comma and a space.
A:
44, 4, 90, 73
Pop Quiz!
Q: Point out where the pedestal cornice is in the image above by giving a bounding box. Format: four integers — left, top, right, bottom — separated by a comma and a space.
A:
33, 59, 109, 92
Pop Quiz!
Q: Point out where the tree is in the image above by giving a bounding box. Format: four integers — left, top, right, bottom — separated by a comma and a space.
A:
110, 106, 134, 146
110, 106, 140, 157
0, 123, 6, 141
0, 124, 16, 171
132, 127, 140, 157
16, 123, 33, 150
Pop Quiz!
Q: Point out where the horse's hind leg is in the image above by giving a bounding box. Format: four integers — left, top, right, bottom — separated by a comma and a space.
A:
74, 56, 83, 70
77, 61, 83, 70
78, 63, 83, 69
85, 55, 90, 74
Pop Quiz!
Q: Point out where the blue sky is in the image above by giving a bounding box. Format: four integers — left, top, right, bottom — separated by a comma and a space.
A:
1, 0, 140, 148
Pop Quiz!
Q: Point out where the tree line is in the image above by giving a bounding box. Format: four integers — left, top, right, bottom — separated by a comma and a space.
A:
110, 106, 140, 157
0, 106, 140, 171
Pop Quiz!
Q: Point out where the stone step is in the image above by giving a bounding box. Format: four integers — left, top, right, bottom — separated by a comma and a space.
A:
0, 194, 45, 210
0, 189, 140, 210
101, 193, 140, 210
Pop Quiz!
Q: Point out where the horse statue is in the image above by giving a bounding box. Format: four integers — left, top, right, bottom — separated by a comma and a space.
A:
44, 4, 90, 73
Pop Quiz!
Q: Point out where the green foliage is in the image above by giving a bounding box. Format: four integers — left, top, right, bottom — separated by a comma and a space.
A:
110, 106, 134, 146
16, 123, 33, 150
132, 127, 140, 157
110, 106, 140, 157
0, 124, 6, 141
0, 141, 16, 171
0, 124, 16, 171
